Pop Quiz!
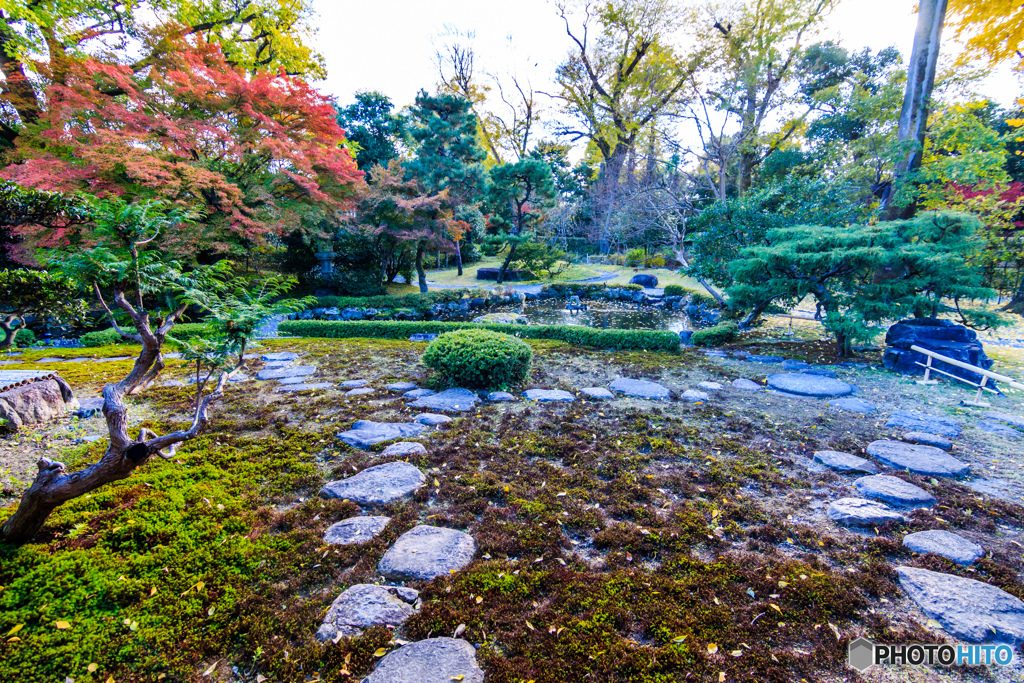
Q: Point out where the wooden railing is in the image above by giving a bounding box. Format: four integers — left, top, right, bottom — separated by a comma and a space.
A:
911, 344, 1024, 407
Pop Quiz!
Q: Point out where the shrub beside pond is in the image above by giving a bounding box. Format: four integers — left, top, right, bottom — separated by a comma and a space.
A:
423, 329, 532, 390
690, 321, 739, 347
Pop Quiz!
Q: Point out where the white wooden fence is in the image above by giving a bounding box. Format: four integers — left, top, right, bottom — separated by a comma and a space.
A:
911, 344, 1024, 407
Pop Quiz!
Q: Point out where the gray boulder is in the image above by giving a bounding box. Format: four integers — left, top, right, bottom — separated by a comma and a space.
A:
337, 420, 428, 449
320, 461, 425, 505
257, 365, 316, 381
378, 525, 477, 581
629, 274, 658, 288
813, 450, 879, 474
609, 377, 670, 400
324, 516, 391, 546
381, 442, 427, 457
731, 378, 761, 391
580, 387, 614, 400
363, 638, 484, 683
0, 377, 77, 429
407, 388, 480, 412
885, 410, 961, 438
766, 373, 855, 398
315, 584, 419, 641
903, 431, 953, 450
409, 333, 439, 343
827, 497, 907, 527
74, 397, 105, 419
522, 388, 575, 402
866, 440, 969, 477
903, 530, 983, 565
897, 566, 1024, 643
853, 475, 936, 509
884, 319, 993, 386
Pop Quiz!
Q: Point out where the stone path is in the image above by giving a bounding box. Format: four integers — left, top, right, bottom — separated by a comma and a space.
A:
486, 391, 515, 402
316, 584, 419, 641
865, 440, 970, 477
885, 410, 961, 438
337, 421, 428, 449
609, 377, 670, 400
523, 388, 575, 402
853, 475, 935, 509
827, 497, 907, 526
765, 373, 855, 398
902, 431, 952, 450
826, 397, 876, 414
324, 516, 391, 545
363, 638, 484, 683
897, 567, 1024, 643
407, 388, 479, 412
580, 387, 614, 399
382, 442, 427, 457
378, 525, 477, 580
320, 461, 426, 505
903, 530, 983, 565
813, 450, 878, 474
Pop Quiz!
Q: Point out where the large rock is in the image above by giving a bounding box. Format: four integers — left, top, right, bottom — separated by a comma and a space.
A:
363, 638, 484, 683
766, 373, 855, 398
257, 365, 316, 381
320, 461, 425, 505
522, 388, 575, 402
813, 450, 879, 474
0, 376, 76, 429
407, 388, 480, 412
337, 420, 428, 449
866, 440, 969, 477
885, 410, 961, 438
883, 318, 994, 385
896, 566, 1024, 643
315, 584, 419, 641
827, 497, 907, 526
324, 516, 391, 545
609, 377, 670, 400
853, 475, 936, 509
903, 530, 983, 565
379, 525, 477, 580
629, 274, 658, 288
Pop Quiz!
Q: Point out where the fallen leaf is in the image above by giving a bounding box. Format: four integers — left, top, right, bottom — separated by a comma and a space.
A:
88, 663, 98, 673
373, 648, 388, 657
202, 661, 217, 676
707, 643, 719, 655
256, 676, 266, 683
475, 596, 483, 604
451, 676, 465, 682
150, 587, 157, 596
54, 621, 71, 630
672, 636, 687, 643
207, 607, 215, 616
769, 604, 782, 614
731, 650, 742, 657
453, 623, 466, 637
6, 637, 20, 643
6, 624, 22, 637
526, 621, 535, 631
719, 673, 726, 682
926, 619, 943, 629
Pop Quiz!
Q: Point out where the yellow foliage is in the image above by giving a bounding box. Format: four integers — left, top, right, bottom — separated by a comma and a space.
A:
946, 0, 1023, 69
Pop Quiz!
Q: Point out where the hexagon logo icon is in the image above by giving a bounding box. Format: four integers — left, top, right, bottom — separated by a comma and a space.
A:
848, 637, 875, 672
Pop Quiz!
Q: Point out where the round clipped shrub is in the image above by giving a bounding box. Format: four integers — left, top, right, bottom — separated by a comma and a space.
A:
690, 321, 739, 347
422, 329, 532, 390
11, 328, 36, 347
663, 284, 687, 297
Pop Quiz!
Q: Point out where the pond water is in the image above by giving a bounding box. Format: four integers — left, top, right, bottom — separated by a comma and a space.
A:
493, 301, 694, 332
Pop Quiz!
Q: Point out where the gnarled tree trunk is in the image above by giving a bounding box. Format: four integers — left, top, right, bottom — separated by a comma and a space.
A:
0, 313, 25, 349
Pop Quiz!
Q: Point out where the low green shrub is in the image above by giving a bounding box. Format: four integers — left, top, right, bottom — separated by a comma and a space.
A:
423, 329, 532, 390
542, 283, 643, 297
690, 321, 739, 347
663, 284, 686, 297
80, 323, 215, 347
10, 328, 36, 347
662, 284, 721, 308
279, 320, 681, 352
315, 289, 486, 313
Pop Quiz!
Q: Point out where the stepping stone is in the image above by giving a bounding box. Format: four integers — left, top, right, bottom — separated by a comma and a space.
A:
160, 379, 187, 387
0, 360, 21, 366
74, 397, 105, 419
228, 373, 251, 383
580, 387, 614, 399
782, 359, 810, 371
766, 373, 855, 398
64, 357, 92, 363
387, 382, 418, 392
403, 388, 435, 400
315, 584, 419, 641
903, 530, 983, 565
486, 391, 515, 402
896, 566, 1024, 643
827, 497, 907, 527
93, 356, 132, 363
162, 353, 182, 360
274, 382, 333, 392
522, 388, 575, 402
748, 354, 783, 363
345, 388, 374, 397
732, 378, 761, 391
408, 333, 439, 342
979, 421, 1022, 439
813, 450, 879, 474
262, 352, 298, 362
827, 397, 876, 414
35, 357, 65, 363
324, 515, 391, 545
802, 367, 838, 378
885, 410, 961, 438
263, 360, 292, 369
697, 381, 723, 391
903, 431, 952, 450
609, 377, 670, 400
363, 638, 484, 683
341, 379, 369, 388
703, 350, 728, 358
408, 387, 480, 412
320, 461, 426, 505
72, 434, 103, 444
681, 390, 710, 402
378, 525, 477, 581
854, 475, 936, 509
381, 442, 427, 457
337, 420, 428, 449
257, 365, 316, 381
866, 440, 970, 477
277, 376, 307, 385
414, 413, 451, 426
983, 411, 1024, 430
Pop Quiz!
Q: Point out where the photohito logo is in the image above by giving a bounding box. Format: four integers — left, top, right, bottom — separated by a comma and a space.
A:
848, 638, 1015, 672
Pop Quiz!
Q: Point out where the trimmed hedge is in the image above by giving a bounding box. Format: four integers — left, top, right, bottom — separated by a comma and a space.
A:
80, 323, 215, 347
423, 330, 532, 390
278, 320, 681, 352
663, 284, 721, 308
690, 322, 739, 347
663, 284, 687, 297
542, 282, 642, 296
315, 290, 486, 312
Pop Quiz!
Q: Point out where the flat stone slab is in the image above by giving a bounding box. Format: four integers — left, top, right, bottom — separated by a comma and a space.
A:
403, 388, 435, 400
337, 420, 428, 449
866, 440, 970, 477
903, 431, 952, 450
486, 391, 515, 402
341, 379, 368, 388
320, 461, 425, 505
766, 373, 855, 398
262, 360, 292, 369
885, 410, 961, 438
897, 566, 1024, 643
274, 382, 333, 392
827, 397, 877, 414
732, 378, 761, 391
827, 497, 907, 527
609, 377, 670, 400
345, 388, 374, 397
983, 411, 1024, 429
782, 359, 810, 371
262, 352, 298, 362
387, 382, 418, 392
363, 638, 484, 683
813, 450, 879, 474
378, 525, 476, 581
802, 367, 838, 378
324, 516, 391, 545
257, 365, 316, 381
681, 390, 709, 402
854, 475, 936, 509
979, 421, 1022, 439
381, 442, 427, 457
904, 530, 983, 565
523, 388, 575, 402
748, 354, 783, 364
407, 388, 480, 412
414, 413, 452, 426
315, 584, 419, 641
160, 379, 187, 387
277, 376, 307, 385
35, 357, 65, 363
580, 387, 614, 400
697, 381, 723, 391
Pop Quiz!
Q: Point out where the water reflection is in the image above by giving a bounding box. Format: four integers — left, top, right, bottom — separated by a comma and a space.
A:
491, 301, 693, 333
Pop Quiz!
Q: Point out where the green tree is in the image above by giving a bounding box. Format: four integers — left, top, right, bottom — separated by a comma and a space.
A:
486, 158, 557, 284
335, 91, 406, 174
0, 268, 85, 348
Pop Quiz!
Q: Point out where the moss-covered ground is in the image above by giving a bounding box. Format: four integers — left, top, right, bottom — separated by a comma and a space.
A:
1, 334, 1022, 682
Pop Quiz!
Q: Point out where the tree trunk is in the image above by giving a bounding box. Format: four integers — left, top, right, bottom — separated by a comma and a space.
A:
0, 315, 24, 350
415, 244, 428, 293
455, 239, 463, 276
1004, 278, 1024, 315
497, 244, 519, 286
885, 0, 947, 221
